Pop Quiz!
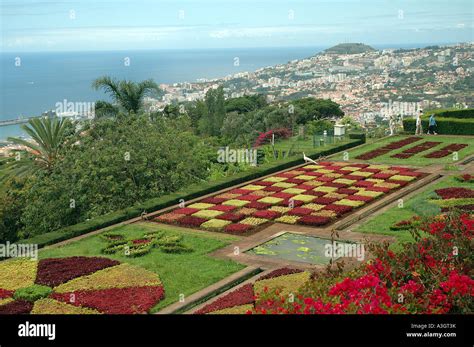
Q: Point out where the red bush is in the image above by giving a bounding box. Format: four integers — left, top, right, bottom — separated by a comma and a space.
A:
323, 204, 353, 216
35, 257, 120, 287
173, 207, 200, 215
298, 215, 331, 226
313, 197, 338, 205
435, 187, 474, 200
209, 205, 237, 212
195, 284, 255, 314
257, 268, 303, 281
200, 197, 227, 204
0, 300, 33, 314
217, 213, 245, 222
253, 128, 292, 147
225, 223, 253, 234
177, 216, 207, 227
237, 195, 262, 201
247, 201, 272, 210
287, 207, 314, 216
253, 210, 281, 219
337, 188, 358, 195
263, 186, 285, 192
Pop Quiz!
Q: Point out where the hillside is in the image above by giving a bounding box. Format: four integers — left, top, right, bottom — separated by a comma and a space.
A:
324, 43, 376, 54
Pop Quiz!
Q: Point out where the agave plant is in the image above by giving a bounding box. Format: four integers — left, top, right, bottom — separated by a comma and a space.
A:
5, 117, 71, 176
92, 76, 160, 117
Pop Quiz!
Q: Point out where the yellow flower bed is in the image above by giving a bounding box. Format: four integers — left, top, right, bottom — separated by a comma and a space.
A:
292, 194, 316, 203
302, 203, 325, 211
390, 175, 416, 182
275, 215, 300, 224
211, 304, 254, 314
192, 209, 224, 219
302, 165, 323, 170
258, 196, 284, 205
303, 180, 325, 187
188, 203, 215, 210
241, 184, 266, 191
356, 190, 384, 198
312, 210, 337, 218
0, 259, 37, 291
254, 271, 311, 297
366, 178, 385, 184
222, 199, 249, 207
350, 171, 373, 177
286, 170, 306, 175
240, 217, 268, 226
315, 169, 334, 174
250, 190, 273, 196
32, 298, 101, 314
335, 199, 365, 207
282, 188, 306, 195
379, 170, 399, 175
237, 207, 257, 216
341, 166, 361, 171
367, 164, 390, 170
323, 173, 343, 178
54, 264, 161, 293
269, 206, 291, 213
0, 298, 14, 306
201, 219, 232, 231
273, 182, 296, 188
262, 176, 288, 183
215, 193, 241, 199
313, 186, 338, 193
324, 193, 347, 199
295, 175, 316, 181
375, 182, 400, 189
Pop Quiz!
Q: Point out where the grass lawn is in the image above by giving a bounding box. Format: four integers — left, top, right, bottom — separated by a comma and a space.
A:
332, 135, 474, 166
39, 222, 245, 312
355, 175, 473, 250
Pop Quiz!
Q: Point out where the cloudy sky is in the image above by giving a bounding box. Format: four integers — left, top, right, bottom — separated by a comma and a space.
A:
1, 0, 473, 51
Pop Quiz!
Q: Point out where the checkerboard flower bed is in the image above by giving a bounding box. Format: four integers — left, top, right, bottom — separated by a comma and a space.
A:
391, 141, 442, 159
155, 162, 425, 234
0, 257, 164, 314
424, 143, 469, 158
355, 137, 422, 160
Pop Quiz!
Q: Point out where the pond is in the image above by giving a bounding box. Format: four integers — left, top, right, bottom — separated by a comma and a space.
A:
246, 232, 356, 265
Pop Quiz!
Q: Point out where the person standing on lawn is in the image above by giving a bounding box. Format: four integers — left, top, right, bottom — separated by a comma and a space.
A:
415, 109, 423, 135
428, 114, 437, 135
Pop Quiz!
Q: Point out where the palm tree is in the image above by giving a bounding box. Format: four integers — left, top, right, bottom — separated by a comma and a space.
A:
92, 76, 160, 117
5, 117, 71, 175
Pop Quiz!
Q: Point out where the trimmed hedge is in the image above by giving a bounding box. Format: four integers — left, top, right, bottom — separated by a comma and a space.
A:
19, 134, 365, 248
403, 109, 474, 135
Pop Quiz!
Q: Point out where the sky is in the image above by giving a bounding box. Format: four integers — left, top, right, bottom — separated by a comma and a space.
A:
1, 0, 473, 52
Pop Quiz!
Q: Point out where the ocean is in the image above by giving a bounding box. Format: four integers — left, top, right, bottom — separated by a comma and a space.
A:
0, 47, 324, 140
0, 43, 438, 140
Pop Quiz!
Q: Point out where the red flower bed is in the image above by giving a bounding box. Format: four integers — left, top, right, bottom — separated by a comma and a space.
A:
346, 195, 373, 202
323, 182, 347, 188
298, 215, 331, 226
247, 201, 272, 210
173, 207, 200, 215
253, 210, 281, 219
263, 185, 285, 192
177, 216, 207, 227
316, 176, 335, 182
225, 223, 253, 234
323, 204, 353, 216
435, 187, 474, 200
200, 197, 226, 204
386, 179, 409, 187
337, 188, 358, 195
456, 174, 473, 183
366, 186, 391, 193
424, 143, 468, 158
304, 190, 327, 197
391, 141, 442, 159
271, 192, 295, 199
313, 197, 338, 205
342, 175, 362, 181
372, 173, 393, 180
228, 189, 252, 195
0, 289, 13, 299
294, 184, 314, 190
278, 199, 304, 207
0, 300, 33, 314
132, 239, 151, 245
257, 268, 303, 281
443, 143, 468, 151
287, 207, 313, 216
35, 257, 120, 287
209, 205, 237, 212
354, 181, 375, 188
217, 213, 245, 222
355, 137, 422, 160
52, 286, 165, 314
285, 178, 306, 184
195, 284, 255, 314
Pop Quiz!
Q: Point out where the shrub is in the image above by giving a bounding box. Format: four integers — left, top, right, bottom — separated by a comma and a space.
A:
298, 215, 331, 226
403, 109, 474, 135
224, 223, 253, 234
200, 219, 232, 231
13, 285, 52, 302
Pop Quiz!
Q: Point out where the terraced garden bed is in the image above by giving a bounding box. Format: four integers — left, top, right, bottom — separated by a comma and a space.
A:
154, 161, 425, 234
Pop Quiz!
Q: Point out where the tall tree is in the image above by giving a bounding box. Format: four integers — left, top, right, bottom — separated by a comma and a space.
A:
92, 76, 160, 116
6, 117, 72, 175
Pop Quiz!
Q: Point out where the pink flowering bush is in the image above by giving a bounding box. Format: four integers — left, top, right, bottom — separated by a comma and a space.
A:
250, 211, 473, 314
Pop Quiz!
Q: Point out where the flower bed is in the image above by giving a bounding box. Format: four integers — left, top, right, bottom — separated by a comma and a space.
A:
424, 143, 469, 158
0, 257, 165, 314
245, 212, 474, 314
154, 161, 425, 234
355, 137, 422, 160
391, 141, 442, 159
431, 186, 474, 211
194, 268, 310, 314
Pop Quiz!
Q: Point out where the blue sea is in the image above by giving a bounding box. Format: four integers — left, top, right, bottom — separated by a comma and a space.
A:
0, 43, 438, 140
0, 47, 326, 140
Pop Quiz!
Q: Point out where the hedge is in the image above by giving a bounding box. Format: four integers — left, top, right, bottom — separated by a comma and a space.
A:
403, 109, 474, 135
18, 134, 365, 248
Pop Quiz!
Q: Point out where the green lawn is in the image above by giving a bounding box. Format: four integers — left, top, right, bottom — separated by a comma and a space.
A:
39, 223, 245, 312
333, 135, 474, 166
264, 135, 351, 157
355, 175, 473, 250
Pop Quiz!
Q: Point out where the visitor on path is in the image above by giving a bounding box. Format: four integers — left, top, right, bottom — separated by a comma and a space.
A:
428, 114, 437, 135
389, 114, 396, 136
415, 109, 423, 135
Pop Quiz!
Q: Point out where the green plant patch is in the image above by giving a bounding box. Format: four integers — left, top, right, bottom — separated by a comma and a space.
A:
13, 284, 52, 302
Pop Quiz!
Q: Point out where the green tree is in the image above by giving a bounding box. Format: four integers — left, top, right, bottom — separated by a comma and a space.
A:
6, 117, 73, 175
92, 76, 160, 116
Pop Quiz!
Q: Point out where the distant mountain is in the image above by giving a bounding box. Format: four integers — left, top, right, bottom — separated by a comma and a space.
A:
324, 43, 376, 54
